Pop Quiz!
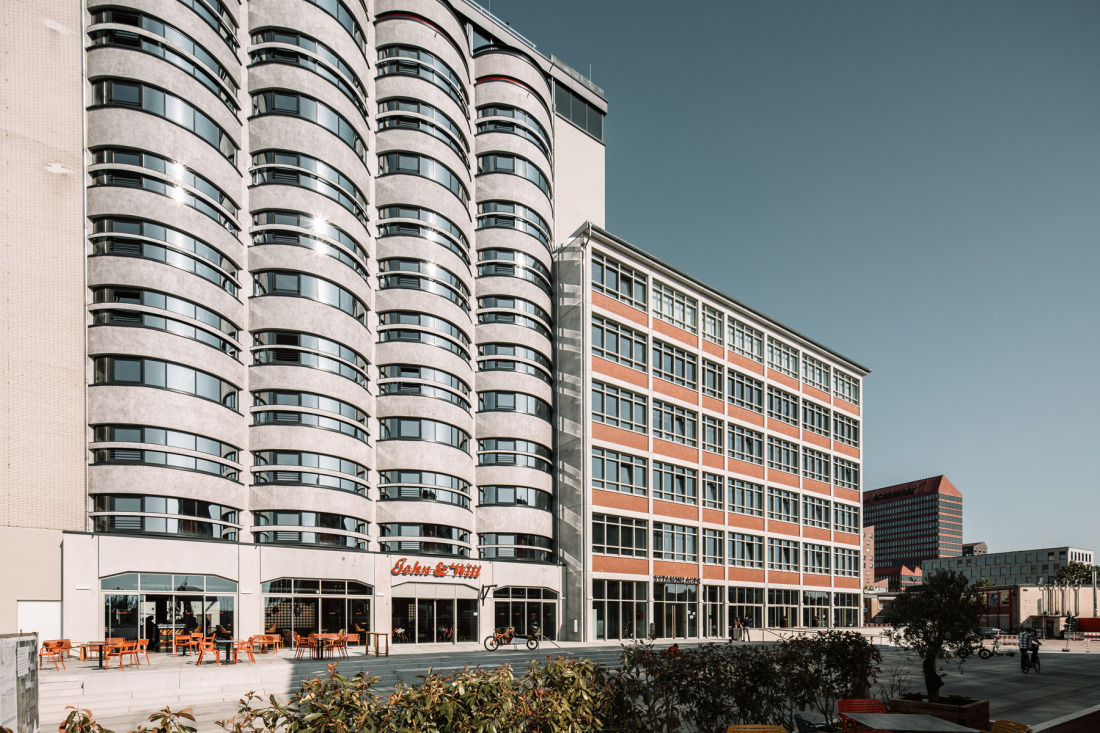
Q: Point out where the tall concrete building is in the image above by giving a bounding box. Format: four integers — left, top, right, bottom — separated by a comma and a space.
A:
864, 475, 962, 590
2, 0, 868, 645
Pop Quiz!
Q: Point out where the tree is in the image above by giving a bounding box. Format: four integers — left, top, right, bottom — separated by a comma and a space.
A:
975, 577, 995, 588
888, 570, 984, 702
1053, 561, 1099, 585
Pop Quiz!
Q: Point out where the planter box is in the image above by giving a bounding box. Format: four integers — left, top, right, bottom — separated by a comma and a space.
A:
889, 697, 990, 731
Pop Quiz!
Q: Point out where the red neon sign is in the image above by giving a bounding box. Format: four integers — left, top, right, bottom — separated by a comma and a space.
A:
391, 557, 482, 579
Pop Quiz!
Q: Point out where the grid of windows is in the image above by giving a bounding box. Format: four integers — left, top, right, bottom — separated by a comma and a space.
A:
702, 360, 722, 399
652, 400, 697, 446
592, 252, 646, 310
702, 416, 722, 455
767, 339, 799, 378
802, 447, 831, 483
729, 479, 764, 517
730, 533, 764, 568
652, 340, 697, 388
803, 400, 831, 436
835, 548, 860, 577
802, 354, 831, 392
592, 448, 647, 496
834, 414, 860, 447
728, 424, 764, 464
703, 528, 724, 564
768, 538, 800, 572
702, 472, 723, 510
653, 522, 698, 562
728, 371, 764, 413
652, 462, 698, 505
728, 319, 764, 363
593, 514, 647, 557
592, 316, 647, 371
702, 305, 723, 345
834, 457, 860, 490
592, 382, 647, 433
767, 437, 799, 473
768, 487, 799, 524
767, 386, 799, 425
834, 503, 860, 534
803, 495, 831, 529
834, 370, 860, 405
652, 281, 697, 333
804, 543, 831, 575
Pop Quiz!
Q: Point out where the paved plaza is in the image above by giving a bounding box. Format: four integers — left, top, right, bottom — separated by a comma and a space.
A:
37, 636, 1100, 732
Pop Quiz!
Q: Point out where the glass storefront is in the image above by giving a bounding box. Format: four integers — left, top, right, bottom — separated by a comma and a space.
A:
593, 580, 647, 641
728, 586, 763, 630
834, 592, 860, 627
702, 585, 723, 638
802, 590, 830, 627
101, 573, 236, 651
391, 597, 478, 643
768, 588, 799, 628
653, 582, 698, 638
493, 587, 557, 639
262, 578, 372, 647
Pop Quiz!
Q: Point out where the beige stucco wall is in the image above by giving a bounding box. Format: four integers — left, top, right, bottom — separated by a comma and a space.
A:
0, 0, 87, 531
0, 528, 64, 633
553, 121, 605, 244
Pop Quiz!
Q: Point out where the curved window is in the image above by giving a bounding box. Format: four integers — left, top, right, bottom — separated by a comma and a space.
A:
252, 389, 368, 443
478, 391, 551, 422
92, 494, 239, 540
477, 248, 552, 296
479, 533, 554, 563
254, 511, 366, 532
91, 286, 240, 358
378, 258, 469, 311
92, 424, 238, 480
477, 438, 552, 473
252, 330, 369, 387
92, 447, 238, 480
250, 29, 366, 115
252, 91, 367, 164
380, 523, 470, 556
89, 11, 238, 112
377, 204, 469, 265
93, 355, 238, 410
477, 343, 553, 384
93, 147, 238, 218
251, 150, 368, 226
90, 217, 239, 296
379, 364, 471, 410
379, 469, 470, 509
379, 98, 466, 146
477, 153, 550, 197
253, 270, 367, 324
377, 151, 468, 205
477, 201, 550, 249
477, 104, 551, 157
91, 168, 238, 233
176, 0, 237, 50
253, 450, 365, 479
478, 485, 552, 512
477, 296, 552, 340
379, 417, 469, 452
252, 209, 368, 278
377, 45, 468, 113
377, 311, 470, 361
302, 0, 366, 56
378, 100, 467, 166
90, 79, 236, 162
252, 470, 367, 496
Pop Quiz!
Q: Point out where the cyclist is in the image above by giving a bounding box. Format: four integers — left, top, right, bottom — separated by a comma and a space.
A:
1019, 628, 1041, 671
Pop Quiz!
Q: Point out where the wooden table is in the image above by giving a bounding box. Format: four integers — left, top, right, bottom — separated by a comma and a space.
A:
845, 712, 979, 732
363, 631, 389, 657
309, 634, 341, 660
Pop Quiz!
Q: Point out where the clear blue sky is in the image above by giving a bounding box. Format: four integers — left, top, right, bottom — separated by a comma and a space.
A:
477, 0, 1100, 553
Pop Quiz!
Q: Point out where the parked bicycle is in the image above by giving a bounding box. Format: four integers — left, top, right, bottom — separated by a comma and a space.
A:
483, 626, 539, 651
977, 634, 1015, 659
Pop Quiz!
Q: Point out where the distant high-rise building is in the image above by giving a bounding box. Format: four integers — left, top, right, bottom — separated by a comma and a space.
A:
863, 475, 962, 590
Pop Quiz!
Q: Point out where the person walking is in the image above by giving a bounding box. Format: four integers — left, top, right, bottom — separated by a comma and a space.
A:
731, 616, 744, 642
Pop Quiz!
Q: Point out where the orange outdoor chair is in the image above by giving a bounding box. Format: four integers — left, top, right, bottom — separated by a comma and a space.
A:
989, 722, 1033, 733
174, 633, 199, 657
196, 638, 220, 665
39, 641, 66, 671
136, 638, 151, 665
293, 634, 316, 660
726, 726, 788, 733
837, 699, 887, 732
105, 640, 136, 669
233, 639, 256, 664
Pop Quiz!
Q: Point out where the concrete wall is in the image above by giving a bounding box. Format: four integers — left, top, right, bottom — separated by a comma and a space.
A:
0, 528, 64, 633
553, 121, 606, 243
